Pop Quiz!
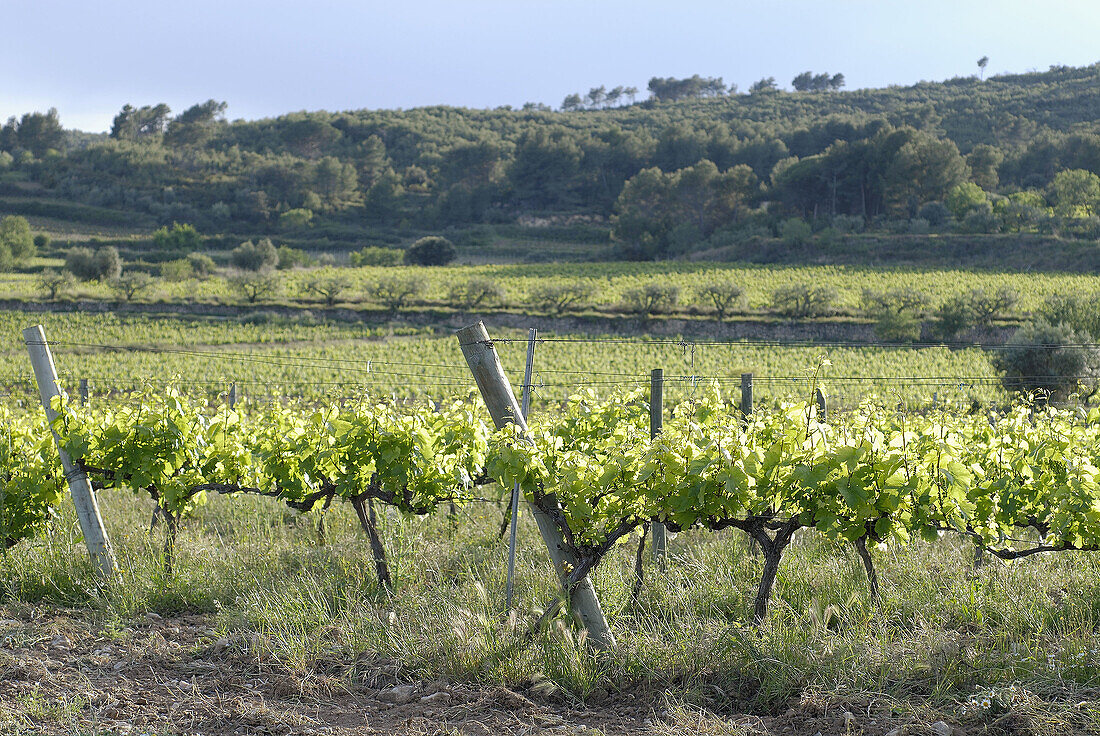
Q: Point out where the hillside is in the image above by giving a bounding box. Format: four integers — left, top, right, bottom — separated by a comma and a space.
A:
2, 64, 1100, 264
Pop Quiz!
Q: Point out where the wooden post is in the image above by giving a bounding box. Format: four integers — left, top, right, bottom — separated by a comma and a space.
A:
741, 372, 753, 418
742, 372, 758, 557
228, 383, 237, 409
23, 325, 117, 578
505, 328, 536, 611
79, 378, 89, 405
815, 386, 827, 422
456, 321, 615, 650
650, 369, 666, 562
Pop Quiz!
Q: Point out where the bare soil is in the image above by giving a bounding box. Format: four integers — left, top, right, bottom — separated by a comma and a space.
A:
0, 605, 950, 735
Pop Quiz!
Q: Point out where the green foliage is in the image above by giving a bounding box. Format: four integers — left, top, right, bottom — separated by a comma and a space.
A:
917, 201, 950, 227
622, 283, 680, 316
967, 143, 1003, 190
1, 108, 63, 157
349, 246, 403, 267
8, 65, 1100, 255
152, 222, 202, 252
448, 277, 505, 309
528, 281, 595, 315
160, 258, 195, 282
613, 161, 758, 258
861, 288, 929, 342
187, 252, 216, 278
278, 208, 313, 230
831, 214, 865, 233
275, 245, 312, 270
1038, 292, 1100, 338
369, 275, 423, 311
993, 320, 1100, 401
791, 71, 846, 92
779, 217, 812, 245
695, 281, 744, 321
405, 236, 456, 266
967, 286, 1019, 326
1050, 169, 1100, 218
770, 282, 836, 318
109, 271, 157, 302
931, 294, 978, 341
956, 203, 999, 234
65, 245, 122, 281
110, 103, 171, 140
0, 408, 64, 550
228, 270, 281, 303
0, 215, 35, 270
945, 182, 989, 220
304, 271, 351, 307
231, 239, 278, 271
164, 99, 226, 147
35, 269, 75, 300
647, 75, 728, 101
32, 233, 50, 249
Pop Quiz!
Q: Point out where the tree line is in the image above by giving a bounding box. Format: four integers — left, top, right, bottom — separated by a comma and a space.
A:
2, 65, 1100, 259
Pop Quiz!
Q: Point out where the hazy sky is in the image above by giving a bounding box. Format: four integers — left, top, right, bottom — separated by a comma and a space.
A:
4, 0, 1099, 132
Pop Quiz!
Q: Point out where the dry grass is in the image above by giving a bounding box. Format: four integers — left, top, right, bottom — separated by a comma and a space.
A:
2, 489, 1100, 734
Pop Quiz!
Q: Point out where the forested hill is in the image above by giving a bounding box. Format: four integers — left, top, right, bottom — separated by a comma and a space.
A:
3, 64, 1100, 259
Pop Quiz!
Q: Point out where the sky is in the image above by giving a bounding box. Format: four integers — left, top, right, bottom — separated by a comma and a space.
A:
3, 0, 1099, 133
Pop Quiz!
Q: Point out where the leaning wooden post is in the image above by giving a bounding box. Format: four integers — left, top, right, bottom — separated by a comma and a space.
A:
650, 368, 666, 563
228, 383, 237, 410
505, 327, 537, 611
457, 322, 615, 650
23, 325, 117, 578
79, 378, 89, 405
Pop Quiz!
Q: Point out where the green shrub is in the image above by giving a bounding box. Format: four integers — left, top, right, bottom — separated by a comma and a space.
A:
349, 246, 403, 267
0, 215, 35, 270
152, 222, 201, 252
230, 239, 278, 271
160, 259, 194, 281
778, 217, 812, 246
186, 252, 216, 278
956, 203, 999, 234
945, 182, 989, 220
831, 214, 864, 234
907, 218, 930, 235
276, 245, 313, 270
918, 201, 950, 227
404, 236, 456, 266
1038, 293, 1100, 338
993, 320, 1100, 402
278, 208, 313, 230
861, 288, 929, 342
65, 246, 121, 281
930, 295, 977, 341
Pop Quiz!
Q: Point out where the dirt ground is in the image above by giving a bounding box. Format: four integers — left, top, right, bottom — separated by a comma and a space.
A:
0, 606, 955, 736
